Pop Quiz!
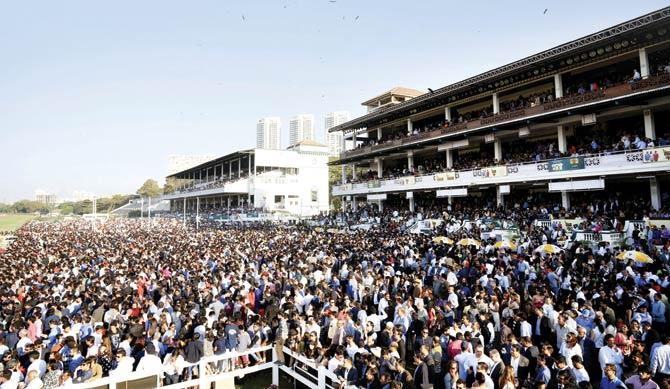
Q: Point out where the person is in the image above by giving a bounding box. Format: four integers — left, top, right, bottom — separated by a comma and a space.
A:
650, 336, 670, 383
443, 361, 459, 389
600, 364, 627, 389
599, 334, 624, 377
136, 343, 162, 374
625, 366, 659, 389
498, 366, 515, 389
570, 355, 589, 385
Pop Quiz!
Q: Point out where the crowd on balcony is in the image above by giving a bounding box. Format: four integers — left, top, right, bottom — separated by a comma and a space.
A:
344, 63, 670, 158
171, 174, 250, 195
3, 191, 670, 388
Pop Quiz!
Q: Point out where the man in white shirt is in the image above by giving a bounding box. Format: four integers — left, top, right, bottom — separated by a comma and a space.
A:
110, 349, 135, 377
136, 343, 163, 374
650, 336, 670, 381
599, 334, 624, 377
454, 342, 477, 381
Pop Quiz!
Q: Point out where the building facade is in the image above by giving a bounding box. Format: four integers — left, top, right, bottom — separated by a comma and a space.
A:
165, 141, 330, 217
35, 190, 58, 206
256, 117, 281, 150
328, 8, 670, 213
289, 114, 315, 147
325, 111, 351, 156
167, 155, 217, 176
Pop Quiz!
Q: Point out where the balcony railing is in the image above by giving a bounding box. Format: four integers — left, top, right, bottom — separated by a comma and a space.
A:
333, 146, 670, 195
338, 73, 670, 160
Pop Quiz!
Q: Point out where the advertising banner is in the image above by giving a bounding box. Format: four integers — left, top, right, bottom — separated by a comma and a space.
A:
642, 147, 670, 163
434, 172, 457, 181
473, 166, 508, 178
548, 156, 585, 172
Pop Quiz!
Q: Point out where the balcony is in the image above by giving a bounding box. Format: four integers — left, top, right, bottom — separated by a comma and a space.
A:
338, 73, 670, 161
332, 146, 670, 196
164, 178, 250, 199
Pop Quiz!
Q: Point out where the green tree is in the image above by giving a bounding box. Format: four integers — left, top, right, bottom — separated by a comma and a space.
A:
136, 179, 162, 198
58, 202, 74, 215
163, 178, 177, 195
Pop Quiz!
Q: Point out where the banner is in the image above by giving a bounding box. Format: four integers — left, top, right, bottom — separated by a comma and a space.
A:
548, 156, 585, 172
434, 172, 457, 181
643, 147, 670, 163
394, 176, 416, 186
367, 180, 381, 188
473, 166, 507, 178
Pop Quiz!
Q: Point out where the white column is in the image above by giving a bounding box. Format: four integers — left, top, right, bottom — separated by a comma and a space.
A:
408, 194, 415, 213
229, 162, 232, 178
352, 163, 357, 180
650, 177, 661, 210
237, 158, 242, 178
340, 131, 346, 152
377, 128, 382, 141
407, 119, 413, 135
644, 109, 656, 140
376, 158, 383, 179
182, 198, 186, 228
378, 199, 384, 213
341, 165, 346, 184
554, 74, 564, 99
196, 197, 200, 230
492, 93, 500, 114
639, 48, 650, 79
557, 125, 567, 154
494, 139, 502, 162
496, 186, 504, 208
446, 149, 453, 169
407, 151, 414, 172
445, 106, 452, 122
352, 197, 358, 211
561, 191, 570, 210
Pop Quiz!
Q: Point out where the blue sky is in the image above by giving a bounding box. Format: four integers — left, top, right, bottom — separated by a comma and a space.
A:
1, 0, 667, 202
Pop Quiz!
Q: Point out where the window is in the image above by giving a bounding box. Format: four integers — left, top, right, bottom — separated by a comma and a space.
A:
311, 190, 318, 202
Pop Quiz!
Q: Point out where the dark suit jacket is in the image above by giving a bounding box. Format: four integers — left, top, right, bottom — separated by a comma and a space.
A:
533, 315, 552, 344
337, 366, 359, 384
489, 361, 503, 389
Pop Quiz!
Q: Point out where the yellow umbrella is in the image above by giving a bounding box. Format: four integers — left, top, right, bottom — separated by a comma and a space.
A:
432, 236, 454, 245
616, 250, 653, 264
494, 240, 517, 250
534, 244, 562, 254
457, 238, 481, 248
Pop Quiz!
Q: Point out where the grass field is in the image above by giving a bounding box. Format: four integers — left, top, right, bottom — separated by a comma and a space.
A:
0, 214, 37, 232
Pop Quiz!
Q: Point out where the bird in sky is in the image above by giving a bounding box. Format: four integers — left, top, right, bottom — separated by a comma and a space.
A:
428, 88, 435, 93
355, 15, 359, 21
543, 8, 548, 14
242, 14, 246, 21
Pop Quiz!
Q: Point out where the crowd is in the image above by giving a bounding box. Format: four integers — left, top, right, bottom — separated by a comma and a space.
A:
0, 195, 669, 389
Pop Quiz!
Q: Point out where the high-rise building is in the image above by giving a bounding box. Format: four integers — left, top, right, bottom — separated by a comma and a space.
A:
325, 111, 351, 156
35, 190, 58, 206
256, 117, 281, 150
167, 155, 217, 176
289, 114, 315, 146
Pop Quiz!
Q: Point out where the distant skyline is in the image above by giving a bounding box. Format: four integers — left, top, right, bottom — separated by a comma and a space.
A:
1, 1, 668, 202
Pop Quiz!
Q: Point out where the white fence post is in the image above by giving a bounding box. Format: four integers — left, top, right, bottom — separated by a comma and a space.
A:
317, 365, 326, 389
198, 359, 206, 388
272, 346, 279, 386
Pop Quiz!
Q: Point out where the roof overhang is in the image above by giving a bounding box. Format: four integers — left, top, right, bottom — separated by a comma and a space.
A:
328, 7, 670, 134
167, 149, 253, 179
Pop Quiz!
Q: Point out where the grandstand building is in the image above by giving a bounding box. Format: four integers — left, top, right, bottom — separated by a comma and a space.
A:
329, 8, 670, 213
164, 141, 330, 216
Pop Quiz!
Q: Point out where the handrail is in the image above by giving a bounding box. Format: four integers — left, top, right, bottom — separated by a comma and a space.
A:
338, 148, 647, 187
67, 345, 273, 389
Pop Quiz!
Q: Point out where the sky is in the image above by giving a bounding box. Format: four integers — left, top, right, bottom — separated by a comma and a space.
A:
1, 0, 668, 203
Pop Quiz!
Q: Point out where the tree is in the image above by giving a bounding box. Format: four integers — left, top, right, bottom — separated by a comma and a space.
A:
163, 178, 177, 195
136, 179, 162, 198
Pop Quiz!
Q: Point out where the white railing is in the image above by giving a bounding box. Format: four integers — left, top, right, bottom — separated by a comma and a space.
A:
333, 147, 670, 196
68, 345, 273, 389
65, 345, 346, 389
